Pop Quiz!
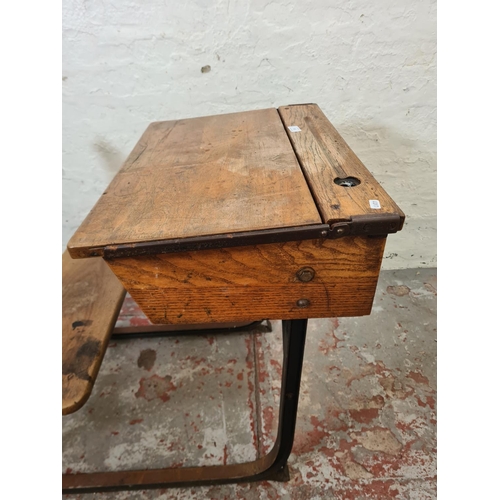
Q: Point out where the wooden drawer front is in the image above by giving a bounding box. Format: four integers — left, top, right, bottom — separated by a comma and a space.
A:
105, 236, 386, 324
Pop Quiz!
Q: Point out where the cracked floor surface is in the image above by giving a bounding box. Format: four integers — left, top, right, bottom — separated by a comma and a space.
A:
63, 268, 437, 500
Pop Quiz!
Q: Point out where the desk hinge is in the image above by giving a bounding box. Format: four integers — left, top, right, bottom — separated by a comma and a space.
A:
328, 213, 402, 238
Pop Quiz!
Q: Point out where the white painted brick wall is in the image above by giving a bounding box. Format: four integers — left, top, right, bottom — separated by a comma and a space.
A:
63, 0, 436, 269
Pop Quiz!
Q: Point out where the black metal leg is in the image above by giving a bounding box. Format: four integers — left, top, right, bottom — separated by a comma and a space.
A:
63, 319, 308, 493
257, 319, 308, 480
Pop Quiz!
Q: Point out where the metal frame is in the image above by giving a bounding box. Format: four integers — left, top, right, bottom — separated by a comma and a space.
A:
62, 319, 308, 494
111, 320, 268, 339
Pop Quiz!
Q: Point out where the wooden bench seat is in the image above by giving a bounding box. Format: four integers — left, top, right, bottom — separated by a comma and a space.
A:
62, 251, 126, 415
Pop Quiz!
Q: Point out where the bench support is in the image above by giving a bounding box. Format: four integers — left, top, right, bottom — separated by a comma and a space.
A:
62, 319, 308, 494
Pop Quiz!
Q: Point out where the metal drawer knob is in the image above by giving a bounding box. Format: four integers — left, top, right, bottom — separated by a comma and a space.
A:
296, 299, 311, 308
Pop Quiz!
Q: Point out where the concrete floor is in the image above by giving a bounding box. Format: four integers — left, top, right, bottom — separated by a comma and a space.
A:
63, 268, 437, 500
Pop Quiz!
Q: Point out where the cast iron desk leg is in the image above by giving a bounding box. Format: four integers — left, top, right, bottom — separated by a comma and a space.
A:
62, 319, 308, 494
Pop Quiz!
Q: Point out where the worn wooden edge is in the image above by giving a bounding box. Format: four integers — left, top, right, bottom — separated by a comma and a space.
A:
62, 291, 125, 415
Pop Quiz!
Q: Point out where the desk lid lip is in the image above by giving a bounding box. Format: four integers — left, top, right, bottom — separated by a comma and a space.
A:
67, 212, 403, 259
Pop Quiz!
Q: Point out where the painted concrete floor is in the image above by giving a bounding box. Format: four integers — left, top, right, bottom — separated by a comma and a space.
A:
63, 268, 437, 500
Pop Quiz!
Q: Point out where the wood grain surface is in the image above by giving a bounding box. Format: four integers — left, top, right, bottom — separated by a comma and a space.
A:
68, 108, 321, 258
106, 236, 386, 324
62, 251, 126, 415
278, 104, 405, 227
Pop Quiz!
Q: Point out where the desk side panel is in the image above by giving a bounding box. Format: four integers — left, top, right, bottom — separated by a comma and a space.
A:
105, 237, 386, 324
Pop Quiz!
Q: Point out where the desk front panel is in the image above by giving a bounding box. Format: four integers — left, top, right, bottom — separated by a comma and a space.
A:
105, 236, 386, 325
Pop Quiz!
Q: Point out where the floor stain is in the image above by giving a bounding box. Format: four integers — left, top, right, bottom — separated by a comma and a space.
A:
137, 349, 157, 371
387, 285, 411, 296
135, 374, 177, 402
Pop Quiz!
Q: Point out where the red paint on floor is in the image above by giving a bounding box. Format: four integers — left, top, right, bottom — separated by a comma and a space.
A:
135, 374, 177, 402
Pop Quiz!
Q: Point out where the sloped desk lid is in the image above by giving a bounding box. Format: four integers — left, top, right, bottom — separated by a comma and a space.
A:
67, 104, 404, 259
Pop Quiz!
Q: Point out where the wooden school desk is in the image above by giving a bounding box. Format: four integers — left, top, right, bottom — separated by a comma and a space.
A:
62, 103, 404, 493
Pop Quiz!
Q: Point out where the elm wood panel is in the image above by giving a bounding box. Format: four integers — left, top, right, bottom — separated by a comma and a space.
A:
278, 104, 405, 227
62, 251, 126, 415
67, 108, 321, 259
105, 236, 386, 324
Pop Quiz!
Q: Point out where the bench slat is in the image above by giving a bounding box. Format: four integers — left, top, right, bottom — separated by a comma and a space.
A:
62, 251, 125, 415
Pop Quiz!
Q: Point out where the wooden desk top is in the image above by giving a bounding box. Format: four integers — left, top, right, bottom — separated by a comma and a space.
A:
68, 104, 404, 259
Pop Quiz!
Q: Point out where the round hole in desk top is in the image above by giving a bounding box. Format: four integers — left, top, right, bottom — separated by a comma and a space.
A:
334, 176, 361, 187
